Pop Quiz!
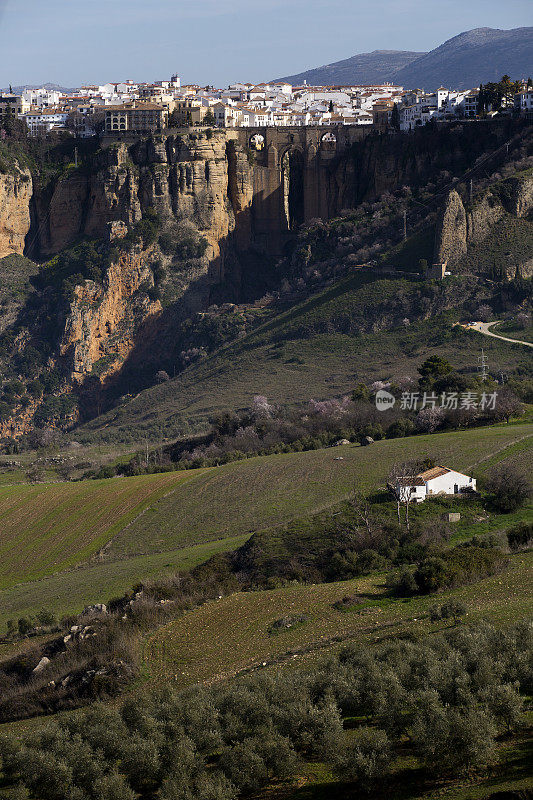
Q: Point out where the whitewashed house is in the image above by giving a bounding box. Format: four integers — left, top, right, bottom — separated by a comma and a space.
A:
22, 109, 69, 136
515, 90, 533, 114
390, 466, 477, 504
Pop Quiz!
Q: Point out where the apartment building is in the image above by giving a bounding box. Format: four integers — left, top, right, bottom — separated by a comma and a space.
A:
105, 101, 167, 133
22, 109, 69, 136
0, 94, 29, 117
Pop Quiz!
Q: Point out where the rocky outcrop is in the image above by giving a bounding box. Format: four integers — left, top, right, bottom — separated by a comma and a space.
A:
0, 166, 32, 258
467, 192, 506, 242
60, 242, 161, 383
508, 172, 533, 217
434, 172, 533, 275
433, 189, 468, 265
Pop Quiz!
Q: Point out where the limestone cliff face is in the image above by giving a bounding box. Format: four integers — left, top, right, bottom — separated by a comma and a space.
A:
434, 172, 533, 277
0, 166, 32, 258
37, 134, 250, 281
59, 243, 161, 383
433, 190, 468, 266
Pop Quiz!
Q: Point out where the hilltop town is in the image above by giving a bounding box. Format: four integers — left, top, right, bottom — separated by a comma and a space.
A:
1, 72, 532, 136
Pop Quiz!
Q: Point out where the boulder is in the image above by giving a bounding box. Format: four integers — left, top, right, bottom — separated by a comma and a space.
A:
32, 656, 50, 674
82, 603, 107, 616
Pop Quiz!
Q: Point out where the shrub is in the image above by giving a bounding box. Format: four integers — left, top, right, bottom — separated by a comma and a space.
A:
485, 465, 532, 512
268, 614, 308, 635
507, 521, 533, 551
335, 727, 390, 791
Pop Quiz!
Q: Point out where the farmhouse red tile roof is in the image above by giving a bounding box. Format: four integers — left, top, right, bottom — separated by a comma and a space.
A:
417, 466, 450, 481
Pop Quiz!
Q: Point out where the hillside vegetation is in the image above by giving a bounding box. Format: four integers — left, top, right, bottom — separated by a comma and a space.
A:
0, 422, 530, 628
143, 549, 533, 690
77, 272, 532, 443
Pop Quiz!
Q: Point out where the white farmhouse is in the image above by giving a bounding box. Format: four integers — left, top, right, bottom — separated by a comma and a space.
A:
390, 466, 477, 504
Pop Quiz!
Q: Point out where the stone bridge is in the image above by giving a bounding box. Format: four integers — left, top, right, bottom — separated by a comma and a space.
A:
228, 125, 375, 254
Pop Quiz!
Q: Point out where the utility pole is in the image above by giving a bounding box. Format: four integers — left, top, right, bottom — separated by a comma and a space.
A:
74, 146, 78, 168
402, 210, 407, 241
478, 348, 489, 382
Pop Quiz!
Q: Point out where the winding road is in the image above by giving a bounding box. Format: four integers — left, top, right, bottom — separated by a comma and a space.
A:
463, 321, 533, 349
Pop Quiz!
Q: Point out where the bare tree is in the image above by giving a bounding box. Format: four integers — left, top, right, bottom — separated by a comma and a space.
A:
352, 488, 373, 536
387, 460, 425, 530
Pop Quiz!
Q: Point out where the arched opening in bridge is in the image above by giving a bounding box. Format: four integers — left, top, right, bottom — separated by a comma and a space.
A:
281, 148, 304, 231
320, 131, 337, 152
249, 133, 265, 151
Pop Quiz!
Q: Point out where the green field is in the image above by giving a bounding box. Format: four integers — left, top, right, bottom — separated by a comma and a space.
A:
105, 422, 533, 559
143, 550, 533, 690
76, 272, 533, 443
0, 534, 249, 635
0, 469, 206, 589
0, 422, 531, 630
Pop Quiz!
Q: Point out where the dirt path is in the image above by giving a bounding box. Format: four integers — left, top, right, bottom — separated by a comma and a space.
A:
466, 321, 533, 348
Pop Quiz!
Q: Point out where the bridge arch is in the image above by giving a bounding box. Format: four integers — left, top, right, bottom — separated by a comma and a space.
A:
249, 132, 265, 150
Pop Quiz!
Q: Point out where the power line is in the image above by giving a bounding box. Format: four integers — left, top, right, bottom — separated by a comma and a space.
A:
478, 348, 489, 382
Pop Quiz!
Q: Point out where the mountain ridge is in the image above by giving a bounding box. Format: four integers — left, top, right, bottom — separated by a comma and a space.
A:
274, 49, 424, 87
275, 26, 533, 89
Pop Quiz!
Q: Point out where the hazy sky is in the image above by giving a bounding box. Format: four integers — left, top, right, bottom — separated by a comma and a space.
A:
0, 0, 531, 87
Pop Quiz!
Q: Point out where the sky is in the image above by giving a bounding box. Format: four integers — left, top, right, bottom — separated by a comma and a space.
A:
0, 0, 531, 88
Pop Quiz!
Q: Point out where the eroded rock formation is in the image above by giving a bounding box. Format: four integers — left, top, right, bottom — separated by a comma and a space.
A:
434, 172, 533, 277
60, 242, 161, 383
0, 166, 32, 258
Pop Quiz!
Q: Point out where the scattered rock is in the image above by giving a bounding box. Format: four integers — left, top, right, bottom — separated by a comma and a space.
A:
82, 603, 107, 616
32, 656, 50, 674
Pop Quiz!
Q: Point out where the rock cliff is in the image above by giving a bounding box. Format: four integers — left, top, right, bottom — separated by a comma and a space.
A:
0, 123, 530, 437
0, 166, 32, 258
60, 242, 161, 384
434, 172, 533, 276
37, 134, 250, 272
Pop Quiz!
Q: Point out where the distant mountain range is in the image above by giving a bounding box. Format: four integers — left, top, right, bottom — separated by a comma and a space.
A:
276, 27, 533, 90
275, 50, 425, 88
1, 83, 73, 94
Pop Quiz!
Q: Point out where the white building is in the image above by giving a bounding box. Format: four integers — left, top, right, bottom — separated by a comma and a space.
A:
22, 109, 69, 136
390, 466, 477, 504
21, 88, 62, 108
515, 90, 533, 113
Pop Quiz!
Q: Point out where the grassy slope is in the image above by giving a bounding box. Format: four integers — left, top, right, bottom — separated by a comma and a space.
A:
75, 273, 532, 442
143, 549, 533, 689
494, 319, 533, 344
0, 534, 249, 633
0, 421, 530, 631
106, 422, 533, 559
0, 469, 206, 589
